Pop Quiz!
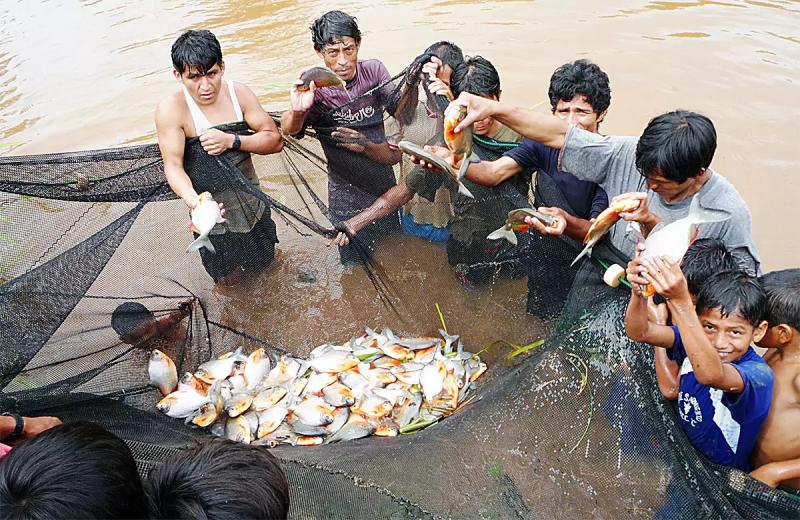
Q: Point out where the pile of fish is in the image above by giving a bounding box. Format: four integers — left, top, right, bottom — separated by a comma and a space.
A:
149, 328, 486, 447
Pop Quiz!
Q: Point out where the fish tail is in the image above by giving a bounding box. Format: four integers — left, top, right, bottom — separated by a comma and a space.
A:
486, 225, 517, 245
186, 234, 215, 254
687, 194, 730, 225
457, 182, 474, 199
570, 244, 593, 267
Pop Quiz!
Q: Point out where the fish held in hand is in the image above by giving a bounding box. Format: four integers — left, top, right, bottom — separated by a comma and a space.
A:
639, 195, 730, 296
397, 140, 474, 199
571, 197, 640, 266
148, 349, 178, 397
186, 192, 226, 254
487, 208, 557, 245
299, 67, 346, 91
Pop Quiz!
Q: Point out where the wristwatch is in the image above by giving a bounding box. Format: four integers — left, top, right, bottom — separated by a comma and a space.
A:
231, 134, 241, 151
1, 412, 24, 443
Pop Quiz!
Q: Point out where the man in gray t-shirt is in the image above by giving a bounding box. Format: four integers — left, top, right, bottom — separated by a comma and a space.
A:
434, 97, 760, 274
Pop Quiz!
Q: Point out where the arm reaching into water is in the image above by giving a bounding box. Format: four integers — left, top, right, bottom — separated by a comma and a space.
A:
330, 184, 415, 246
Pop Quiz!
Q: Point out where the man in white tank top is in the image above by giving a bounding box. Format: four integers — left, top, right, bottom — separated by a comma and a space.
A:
155, 30, 283, 285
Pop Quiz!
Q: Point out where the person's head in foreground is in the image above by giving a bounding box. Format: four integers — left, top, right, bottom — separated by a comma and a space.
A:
171, 29, 225, 106
147, 437, 290, 520
695, 270, 768, 363
0, 421, 148, 520
681, 238, 739, 301
756, 268, 800, 350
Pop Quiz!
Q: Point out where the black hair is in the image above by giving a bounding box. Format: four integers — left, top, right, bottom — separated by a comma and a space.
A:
171, 30, 223, 75
548, 59, 611, 114
759, 268, 800, 330
451, 56, 501, 99
681, 239, 739, 296
635, 110, 717, 182
423, 41, 464, 72
0, 421, 148, 520
696, 270, 766, 327
147, 438, 290, 520
311, 11, 361, 51
112, 301, 153, 338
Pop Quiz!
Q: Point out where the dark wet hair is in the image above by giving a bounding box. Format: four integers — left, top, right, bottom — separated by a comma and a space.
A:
311, 10, 361, 52
0, 421, 148, 520
451, 56, 501, 99
759, 269, 800, 330
681, 239, 738, 296
635, 110, 717, 182
111, 301, 153, 338
696, 270, 766, 328
146, 438, 290, 520
548, 59, 611, 114
171, 29, 223, 75
423, 41, 464, 72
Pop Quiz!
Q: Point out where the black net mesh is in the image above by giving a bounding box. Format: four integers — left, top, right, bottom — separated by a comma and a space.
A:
0, 56, 797, 519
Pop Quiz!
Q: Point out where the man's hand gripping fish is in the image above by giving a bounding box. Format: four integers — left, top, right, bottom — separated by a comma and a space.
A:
487, 208, 556, 245
571, 197, 640, 266
638, 195, 730, 296
397, 102, 477, 198
186, 192, 226, 254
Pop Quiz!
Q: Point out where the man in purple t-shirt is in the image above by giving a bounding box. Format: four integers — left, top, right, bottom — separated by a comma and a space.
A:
281, 10, 402, 264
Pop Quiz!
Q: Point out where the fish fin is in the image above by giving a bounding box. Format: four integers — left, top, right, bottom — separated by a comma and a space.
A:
217, 216, 227, 224
570, 243, 593, 267
687, 195, 730, 225
486, 226, 517, 245
457, 182, 474, 199
186, 234, 215, 254
456, 155, 470, 181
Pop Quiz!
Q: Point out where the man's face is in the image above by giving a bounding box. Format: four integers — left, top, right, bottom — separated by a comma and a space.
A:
698, 307, 767, 363
318, 37, 359, 82
473, 94, 499, 136
175, 62, 225, 106
554, 95, 604, 133
643, 170, 701, 202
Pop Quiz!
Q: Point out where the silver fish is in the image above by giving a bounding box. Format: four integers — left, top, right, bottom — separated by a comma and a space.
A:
187, 192, 226, 254
148, 349, 178, 397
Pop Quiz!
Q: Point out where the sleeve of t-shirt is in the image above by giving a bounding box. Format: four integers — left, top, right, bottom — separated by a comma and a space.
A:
720, 210, 761, 276
723, 357, 773, 421
667, 325, 685, 363
404, 166, 447, 202
502, 138, 543, 171
589, 185, 609, 219
559, 125, 638, 185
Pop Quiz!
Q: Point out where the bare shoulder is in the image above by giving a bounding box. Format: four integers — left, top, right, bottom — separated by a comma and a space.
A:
156, 91, 188, 120
233, 82, 265, 110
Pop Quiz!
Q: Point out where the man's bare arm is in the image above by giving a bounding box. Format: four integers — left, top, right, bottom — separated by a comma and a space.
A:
331, 183, 415, 246
155, 99, 198, 207
237, 83, 283, 154
751, 459, 800, 488
454, 93, 570, 149
464, 156, 522, 187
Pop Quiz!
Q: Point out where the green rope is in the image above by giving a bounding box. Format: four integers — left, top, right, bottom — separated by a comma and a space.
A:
472, 134, 520, 149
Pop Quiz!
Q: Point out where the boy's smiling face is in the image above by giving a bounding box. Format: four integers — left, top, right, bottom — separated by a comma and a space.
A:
699, 307, 768, 363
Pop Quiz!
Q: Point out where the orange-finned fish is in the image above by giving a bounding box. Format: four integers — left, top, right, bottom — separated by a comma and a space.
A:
639, 195, 730, 296
443, 103, 475, 194
186, 192, 225, 254
487, 208, 557, 245
570, 197, 640, 266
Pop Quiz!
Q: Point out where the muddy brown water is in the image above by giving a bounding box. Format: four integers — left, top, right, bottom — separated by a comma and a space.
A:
0, 1, 798, 365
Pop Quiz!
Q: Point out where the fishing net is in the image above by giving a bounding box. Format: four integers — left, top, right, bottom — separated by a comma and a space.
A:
1, 55, 797, 519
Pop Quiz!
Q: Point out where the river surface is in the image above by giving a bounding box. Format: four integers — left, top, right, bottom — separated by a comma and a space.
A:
0, 0, 798, 358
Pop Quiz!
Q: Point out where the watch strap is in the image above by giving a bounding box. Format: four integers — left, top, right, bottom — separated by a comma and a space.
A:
1, 412, 24, 443
232, 134, 241, 151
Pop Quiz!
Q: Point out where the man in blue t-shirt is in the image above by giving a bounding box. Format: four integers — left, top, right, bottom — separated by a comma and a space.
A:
626, 259, 772, 471
421, 60, 610, 316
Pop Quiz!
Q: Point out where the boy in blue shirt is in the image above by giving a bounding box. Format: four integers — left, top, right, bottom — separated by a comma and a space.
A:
625, 259, 772, 470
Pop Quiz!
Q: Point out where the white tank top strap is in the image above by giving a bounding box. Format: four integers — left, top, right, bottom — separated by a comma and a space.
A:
227, 80, 244, 121
181, 80, 242, 135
